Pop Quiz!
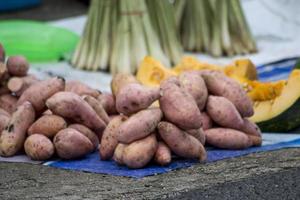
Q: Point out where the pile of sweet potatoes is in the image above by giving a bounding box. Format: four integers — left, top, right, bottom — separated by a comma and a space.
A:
0, 43, 261, 169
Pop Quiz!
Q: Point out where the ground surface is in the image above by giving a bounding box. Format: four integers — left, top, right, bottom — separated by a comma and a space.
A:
1, 148, 300, 200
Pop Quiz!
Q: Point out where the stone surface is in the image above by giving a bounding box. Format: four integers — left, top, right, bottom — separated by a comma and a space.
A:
0, 148, 299, 199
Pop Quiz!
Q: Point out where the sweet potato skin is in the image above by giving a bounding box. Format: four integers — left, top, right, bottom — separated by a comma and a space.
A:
158, 122, 206, 161
65, 80, 100, 98
46, 92, 106, 136
97, 93, 117, 115
122, 133, 158, 168
0, 94, 17, 114
6, 56, 29, 76
206, 96, 244, 129
83, 95, 110, 124
7, 75, 39, 96
0, 113, 10, 134
111, 74, 138, 96
201, 112, 213, 130
205, 128, 253, 149
154, 141, 171, 166
179, 71, 208, 110
17, 77, 65, 112
118, 108, 163, 143
187, 128, 206, 145
100, 115, 127, 160
113, 143, 127, 165
68, 124, 99, 150
0, 102, 35, 156
159, 77, 202, 130
116, 83, 160, 115
53, 128, 93, 159
24, 134, 54, 160
201, 71, 254, 117
28, 115, 67, 138
240, 119, 262, 146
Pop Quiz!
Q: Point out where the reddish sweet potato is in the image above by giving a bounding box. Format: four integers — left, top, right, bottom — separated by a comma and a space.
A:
113, 143, 127, 165
100, 115, 127, 160
205, 128, 252, 149
46, 92, 106, 136
65, 80, 100, 98
8, 75, 39, 96
83, 95, 110, 124
116, 83, 160, 115
154, 141, 171, 166
201, 112, 213, 130
68, 124, 99, 150
122, 133, 158, 168
53, 128, 93, 159
0, 94, 17, 114
187, 128, 206, 145
206, 96, 244, 129
0, 63, 8, 82
17, 77, 65, 112
240, 119, 262, 146
0, 102, 35, 156
118, 108, 163, 143
6, 56, 29, 76
24, 134, 54, 160
0, 113, 10, 134
159, 77, 202, 130
201, 71, 253, 117
28, 115, 67, 138
179, 71, 208, 110
158, 121, 206, 161
97, 93, 117, 115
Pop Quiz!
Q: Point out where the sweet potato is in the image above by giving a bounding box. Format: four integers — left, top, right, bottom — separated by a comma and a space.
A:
116, 83, 160, 115
0, 102, 35, 156
24, 134, 54, 160
83, 95, 110, 124
0, 114, 10, 134
8, 75, 39, 96
46, 92, 106, 136
68, 124, 99, 150
0, 108, 10, 117
187, 128, 206, 145
28, 114, 67, 138
159, 77, 202, 130
113, 143, 127, 165
240, 119, 262, 146
0, 86, 10, 95
6, 56, 29, 76
0, 63, 8, 82
0, 43, 4, 62
122, 133, 158, 168
205, 128, 252, 149
99, 115, 127, 160
17, 77, 65, 112
154, 141, 171, 166
158, 122, 206, 161
206, 96, 243, 129
179, 71, 208, 110
118, 108, 162, 143
111, 73, 138, 96
0, 94, 17, 114
42, 109, 53, 115
201, 71, 253, 117
65, 80, 100, 98
201, 112, 213, 130
97, 93, 117, 115
53, 128, 93, 159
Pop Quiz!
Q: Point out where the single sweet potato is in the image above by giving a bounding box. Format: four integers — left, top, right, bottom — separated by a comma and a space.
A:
97, 93, 118, 115
201, 112, 213, 130
154, 141, 171, 166
187, 128, 206, 145
28, 114, 67, 138
0, 113, 10, 135
201, 71, 254, 117
24, 134, 54, 160
0, 102, 35, 156
116, 83, 160, 115
0, 94, 17, 114
83, 95, 110, 124
205, 128, 253, 149
68, 124, 99, 150
179, 71, 208, 110
17, 77, 65, 112
46, 92, 106, 137
158, 121, 206, 161
0, 43, 4, 62
122, 133, 158, 169
118, 108, 163, 143
8, 75, 39, 96
53, 128, 93, 159
65, 80, 100, 98
6, 56, 29, 76
159, 77, 202, 130
111, 73, 138, 96
240, 119, 262, 146
100, 115, 127, 160
113, 143, 127, 165
206, 96, 244, 129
